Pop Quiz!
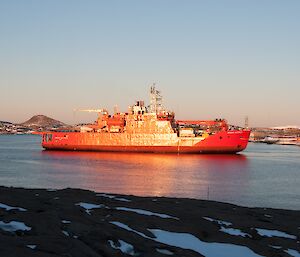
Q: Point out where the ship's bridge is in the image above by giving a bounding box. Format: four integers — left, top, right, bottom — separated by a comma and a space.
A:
128, 100, 147, 115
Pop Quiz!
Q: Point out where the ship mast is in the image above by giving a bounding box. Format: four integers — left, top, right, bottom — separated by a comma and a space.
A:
245, 115, 249, 129
149, 83, 164, 114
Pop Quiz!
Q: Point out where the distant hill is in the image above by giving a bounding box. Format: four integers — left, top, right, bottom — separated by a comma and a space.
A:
20, 115, 66, 128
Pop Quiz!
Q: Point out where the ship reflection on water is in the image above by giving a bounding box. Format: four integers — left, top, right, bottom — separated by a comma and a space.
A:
1, 136, 299, 209
40, 150, 248, 202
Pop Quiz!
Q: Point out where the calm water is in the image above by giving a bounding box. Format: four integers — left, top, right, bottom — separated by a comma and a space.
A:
0, 135, 299, 210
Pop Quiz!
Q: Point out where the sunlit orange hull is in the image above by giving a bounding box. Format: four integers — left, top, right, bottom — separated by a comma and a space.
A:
41, 130, 250, 154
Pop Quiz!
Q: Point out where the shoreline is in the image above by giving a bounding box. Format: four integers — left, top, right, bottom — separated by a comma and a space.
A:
1, 186, 299, 257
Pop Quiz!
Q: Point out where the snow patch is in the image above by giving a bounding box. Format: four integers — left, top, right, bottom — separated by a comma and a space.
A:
220, 227, 250, 237
149, 229, 263, 257
203, 217, 232, 226
285, 248, 300, 257
96, 193, 131, 202
0, 220, 31, 232
0, 203, 27, 212
264, 214, 272, 218
108, 239, 136, 256
255, 228, 296, 239
26, 245, 37, 250
269, 245, 282, 249
115, 197, 132, 202
110, 221, 148, 238
156, 248, 174, 255
61, 220, 71, 224
115, 207, 178, 220
62, 230, 69, 236
110, 221, 262, 257
76, 202, 105, 214
97, 193, 115, 199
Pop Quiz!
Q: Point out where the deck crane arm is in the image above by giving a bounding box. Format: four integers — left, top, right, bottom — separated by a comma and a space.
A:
75, 109, 109, 114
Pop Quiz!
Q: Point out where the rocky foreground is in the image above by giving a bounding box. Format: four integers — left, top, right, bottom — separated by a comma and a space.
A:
0, 187, 299, 257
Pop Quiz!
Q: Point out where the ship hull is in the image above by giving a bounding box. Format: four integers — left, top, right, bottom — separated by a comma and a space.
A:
41, 130, 250, 154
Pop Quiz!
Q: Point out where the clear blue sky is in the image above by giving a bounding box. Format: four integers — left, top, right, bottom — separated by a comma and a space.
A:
1, 0, 299, 127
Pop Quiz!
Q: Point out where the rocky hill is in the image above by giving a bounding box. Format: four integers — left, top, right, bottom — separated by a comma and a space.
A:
0, 115, 69, 134
20, 115, 66, 129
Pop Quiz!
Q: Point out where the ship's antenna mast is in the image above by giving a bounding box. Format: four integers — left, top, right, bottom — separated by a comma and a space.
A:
245, 115, 249, 129
149, 83, 164, 114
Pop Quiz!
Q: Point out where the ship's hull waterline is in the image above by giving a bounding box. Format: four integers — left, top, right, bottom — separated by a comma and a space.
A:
42, 130, 250, 154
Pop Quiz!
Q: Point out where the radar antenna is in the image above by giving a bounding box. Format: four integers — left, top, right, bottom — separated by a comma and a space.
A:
149, 83, 164, 113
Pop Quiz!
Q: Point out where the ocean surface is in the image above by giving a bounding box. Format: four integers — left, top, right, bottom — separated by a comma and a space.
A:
0, 135, 299, 210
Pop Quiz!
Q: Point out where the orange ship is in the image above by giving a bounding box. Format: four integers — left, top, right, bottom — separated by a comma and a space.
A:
41, 86, 250, 154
